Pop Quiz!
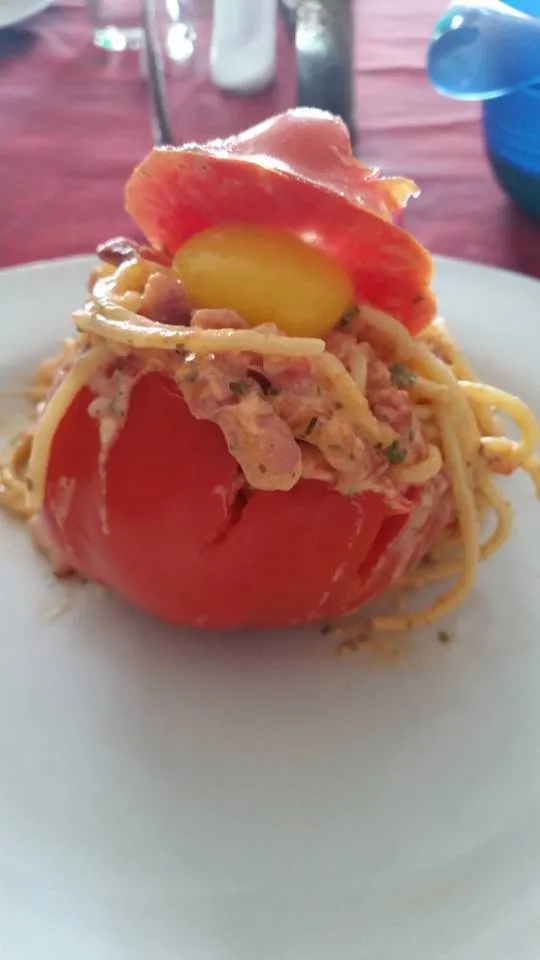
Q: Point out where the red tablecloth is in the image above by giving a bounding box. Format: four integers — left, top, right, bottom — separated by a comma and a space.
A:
1, 0, 539, 275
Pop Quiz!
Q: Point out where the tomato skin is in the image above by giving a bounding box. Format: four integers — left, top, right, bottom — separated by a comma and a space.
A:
342, 472, 452, 616
42, 372, 447, 629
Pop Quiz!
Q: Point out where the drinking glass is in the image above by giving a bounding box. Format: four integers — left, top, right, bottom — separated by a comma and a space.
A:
88, 0, 144, 52
87, 0, 196, 62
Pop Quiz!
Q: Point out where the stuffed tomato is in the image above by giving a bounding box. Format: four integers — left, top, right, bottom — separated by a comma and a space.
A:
31, 108, 454, 629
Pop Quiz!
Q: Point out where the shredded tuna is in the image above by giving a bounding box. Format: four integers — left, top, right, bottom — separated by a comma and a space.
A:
216, 393, 301, 491
82, 307, 443, 502
178, 352, 256, 418
301, 446, 336, 484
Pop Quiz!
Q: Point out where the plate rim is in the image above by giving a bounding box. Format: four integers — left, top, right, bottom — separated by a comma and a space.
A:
0, 0, 52, 29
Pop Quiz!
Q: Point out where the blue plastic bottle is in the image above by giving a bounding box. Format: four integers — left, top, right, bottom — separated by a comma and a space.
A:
483, 0, 540, 219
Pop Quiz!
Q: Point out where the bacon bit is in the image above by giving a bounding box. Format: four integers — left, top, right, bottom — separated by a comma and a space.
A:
96, 237, 142, 266
140, 272, 191, 326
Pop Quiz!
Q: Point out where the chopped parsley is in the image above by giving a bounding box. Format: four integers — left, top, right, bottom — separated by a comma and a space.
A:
437, 629, 453, 644
183, 369, 197, 383
337, 304, 360, 330
389, 363, 416, 388
229, 380, 248, 396
305, 416, 318, 436
381, 440, 407, 465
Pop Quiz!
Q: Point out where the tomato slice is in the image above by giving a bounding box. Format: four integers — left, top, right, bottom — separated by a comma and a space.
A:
41, 371, 445, 630
125, 109, 435, 335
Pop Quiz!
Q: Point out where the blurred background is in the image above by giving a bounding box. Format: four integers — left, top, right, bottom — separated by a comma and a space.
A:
1, 0, 539, 275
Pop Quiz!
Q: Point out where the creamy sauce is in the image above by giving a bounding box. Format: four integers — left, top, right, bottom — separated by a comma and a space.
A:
71, 307, 440, 511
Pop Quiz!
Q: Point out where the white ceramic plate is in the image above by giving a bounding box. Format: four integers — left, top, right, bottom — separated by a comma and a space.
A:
0, 0, 52, 30
0, 255, 539, 960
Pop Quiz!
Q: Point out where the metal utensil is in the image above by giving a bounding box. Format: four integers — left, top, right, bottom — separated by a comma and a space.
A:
140, 0, 174, 145
294, 0, 355, 147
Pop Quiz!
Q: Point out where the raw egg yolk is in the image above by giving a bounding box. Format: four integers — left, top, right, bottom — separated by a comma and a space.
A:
173, 225, 354, 338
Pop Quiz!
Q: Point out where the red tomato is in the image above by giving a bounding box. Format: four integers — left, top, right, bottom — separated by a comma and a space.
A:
125, 109, 436, 335
41, 371, 449, 629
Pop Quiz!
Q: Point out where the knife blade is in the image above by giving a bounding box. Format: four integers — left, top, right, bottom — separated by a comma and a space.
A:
294, 0, 356, 149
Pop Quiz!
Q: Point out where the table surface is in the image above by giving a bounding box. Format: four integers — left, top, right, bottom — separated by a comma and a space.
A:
1, 0, 539, 277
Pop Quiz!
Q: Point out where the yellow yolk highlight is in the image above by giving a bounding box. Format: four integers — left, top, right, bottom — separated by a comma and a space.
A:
173, 224, 354, 338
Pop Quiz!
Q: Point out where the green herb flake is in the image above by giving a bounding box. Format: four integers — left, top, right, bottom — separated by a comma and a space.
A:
382, 440, 407, 465
183, 369, 197, 384
437, 629, 453, 644
390, 363, 416, 388
337, 304, 360, 330
229, 381, 247, 396
305, 416, 318, 436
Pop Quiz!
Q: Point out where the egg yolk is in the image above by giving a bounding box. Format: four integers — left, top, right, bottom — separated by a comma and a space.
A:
173, 225, 354, 338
